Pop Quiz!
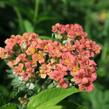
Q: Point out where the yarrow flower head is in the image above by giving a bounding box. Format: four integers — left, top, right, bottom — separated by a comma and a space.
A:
0, 23, 101, 92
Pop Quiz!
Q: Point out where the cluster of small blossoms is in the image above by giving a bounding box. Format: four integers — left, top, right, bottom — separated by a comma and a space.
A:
0, 23, 101, 92
52, 23, 101, 91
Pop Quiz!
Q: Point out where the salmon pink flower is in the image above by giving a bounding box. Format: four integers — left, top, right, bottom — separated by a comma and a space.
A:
26, 47, 36, 55
59, 79, 68, 88
0, 47, 5, 59
0, 23, 101, 92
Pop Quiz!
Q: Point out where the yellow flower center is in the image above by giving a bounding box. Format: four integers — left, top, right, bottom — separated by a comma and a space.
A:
72, 66, 79, 75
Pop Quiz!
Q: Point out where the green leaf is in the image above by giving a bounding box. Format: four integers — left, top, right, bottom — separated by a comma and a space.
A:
40, 36, 53, 40
27, 87, 79, 109
0, 103, 17, 109
43, 105, 63, 109
0, 85, 9, 97
24, 20, 34, 32
37, 16, 57, 23
60, 101, 87, 109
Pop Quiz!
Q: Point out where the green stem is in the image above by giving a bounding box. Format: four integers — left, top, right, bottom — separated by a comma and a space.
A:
33, 0, 39, 25
14, 7, 23, 33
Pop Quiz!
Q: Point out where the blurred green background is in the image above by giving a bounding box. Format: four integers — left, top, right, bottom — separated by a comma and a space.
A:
0, 0, 109, 109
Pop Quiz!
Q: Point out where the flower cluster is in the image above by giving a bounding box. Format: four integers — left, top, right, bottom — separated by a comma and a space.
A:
0, 23, 101, 92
